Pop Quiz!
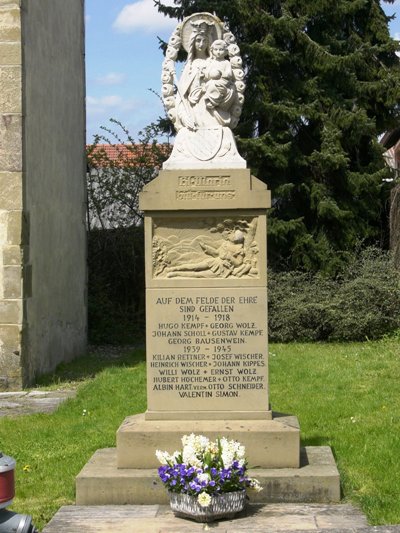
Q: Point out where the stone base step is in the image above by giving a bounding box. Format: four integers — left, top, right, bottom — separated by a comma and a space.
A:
116, 412, 301, 469
76, 446, 340, 506
43, 503, 369, 533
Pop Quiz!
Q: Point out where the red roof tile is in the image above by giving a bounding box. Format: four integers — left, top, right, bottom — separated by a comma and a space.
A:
87, 143, 171, 168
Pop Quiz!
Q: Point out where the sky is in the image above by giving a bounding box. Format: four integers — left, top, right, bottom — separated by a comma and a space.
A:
85, 0, 400, 143
85, 0, 177, 143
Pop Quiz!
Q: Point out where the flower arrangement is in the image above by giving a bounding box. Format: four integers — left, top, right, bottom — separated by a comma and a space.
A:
156, 433, 262, 510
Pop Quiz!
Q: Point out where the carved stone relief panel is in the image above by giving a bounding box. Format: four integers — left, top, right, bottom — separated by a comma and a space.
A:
152, 216, 261, 280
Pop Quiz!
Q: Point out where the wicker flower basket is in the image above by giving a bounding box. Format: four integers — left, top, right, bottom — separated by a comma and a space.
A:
169, 490, 246, 522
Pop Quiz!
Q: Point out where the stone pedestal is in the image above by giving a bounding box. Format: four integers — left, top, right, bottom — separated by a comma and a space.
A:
117, 413, 300, 469
76, 446, 340, 506
76, 168, 340, 505
140, 169, 272, 421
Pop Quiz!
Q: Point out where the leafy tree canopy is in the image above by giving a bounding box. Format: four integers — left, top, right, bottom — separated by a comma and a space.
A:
156, 0, 400, 274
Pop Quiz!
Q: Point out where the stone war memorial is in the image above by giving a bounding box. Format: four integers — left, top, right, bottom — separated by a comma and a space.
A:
77, 12, 340, 506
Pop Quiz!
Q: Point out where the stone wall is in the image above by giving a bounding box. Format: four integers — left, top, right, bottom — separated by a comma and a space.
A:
0, 0, 23, 389
0, 0, 87, 389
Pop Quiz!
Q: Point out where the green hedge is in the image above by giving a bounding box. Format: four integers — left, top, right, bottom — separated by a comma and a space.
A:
268, 248, 400, 342
88, 227, 145, 344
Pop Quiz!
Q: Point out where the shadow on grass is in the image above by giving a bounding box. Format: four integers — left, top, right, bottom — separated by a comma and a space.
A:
35, 346, 146, 388
302, 435, 332, 447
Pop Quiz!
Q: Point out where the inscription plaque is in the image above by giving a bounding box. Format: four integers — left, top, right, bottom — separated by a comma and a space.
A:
146, 287, 269, 420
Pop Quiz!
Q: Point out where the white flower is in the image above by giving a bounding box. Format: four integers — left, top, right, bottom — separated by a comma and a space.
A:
171, 451, 180, 463
182, 444, 196, 463
229, 439, 245, 458
220, 437, 238, 468
155, 449, 180, 465
183, 448, 202, 468
206, 440, 218, 454
182, 433, 209, 454
194, 434, 210, 452
197, 492, 212, 507
222, 451, 234, 468
197, 472, 210, 483
182, 433, 196, 447
155, 450, 170, 465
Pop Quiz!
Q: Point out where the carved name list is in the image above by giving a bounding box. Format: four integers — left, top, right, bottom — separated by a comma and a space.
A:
146, 288, 269, 415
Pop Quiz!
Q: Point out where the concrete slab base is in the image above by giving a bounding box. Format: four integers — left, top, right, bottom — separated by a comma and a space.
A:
116, 412, 301, 469
43, 503, 369, 533
76, 446, 340, 506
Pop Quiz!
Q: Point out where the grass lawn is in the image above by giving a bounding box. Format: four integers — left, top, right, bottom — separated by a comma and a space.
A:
0, 339, 399, 530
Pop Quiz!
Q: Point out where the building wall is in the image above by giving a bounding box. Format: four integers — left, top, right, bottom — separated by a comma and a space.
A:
383, 140, 400, 268
0, 0, 24, 389
0, 0, 87, 389
390, 184, 400, 269
384, 141, 400, 176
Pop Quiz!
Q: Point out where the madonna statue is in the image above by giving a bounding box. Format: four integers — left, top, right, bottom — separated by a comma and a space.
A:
161, 13, 246, 169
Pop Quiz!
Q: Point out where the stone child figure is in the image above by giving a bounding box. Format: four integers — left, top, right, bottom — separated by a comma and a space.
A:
203, 39, 236, 126
161, 12, 246, 168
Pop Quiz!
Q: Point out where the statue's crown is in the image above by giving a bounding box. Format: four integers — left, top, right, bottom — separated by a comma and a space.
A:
190, 19, 213, 35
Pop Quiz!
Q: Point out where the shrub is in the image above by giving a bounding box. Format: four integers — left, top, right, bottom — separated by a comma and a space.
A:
88, 227, 145, 344
87, 120, 170, 230
268, 247, 400, 342
268, 271, 335, 342
331, 247, 400, 341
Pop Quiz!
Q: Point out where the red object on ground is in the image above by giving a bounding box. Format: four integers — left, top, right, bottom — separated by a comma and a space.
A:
0, 453, 15, 507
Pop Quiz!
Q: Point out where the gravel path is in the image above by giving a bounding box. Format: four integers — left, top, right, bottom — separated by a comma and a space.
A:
0, 389, 76, 417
